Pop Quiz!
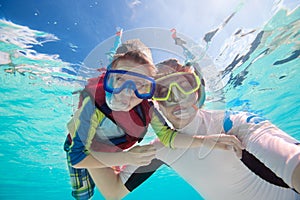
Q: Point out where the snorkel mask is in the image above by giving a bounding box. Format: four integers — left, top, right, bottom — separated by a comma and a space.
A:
153, 72, 200, 101
104, 69, 155, 99
153, 71, 205, 107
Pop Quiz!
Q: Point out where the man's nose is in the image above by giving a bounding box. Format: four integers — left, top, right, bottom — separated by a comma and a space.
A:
168, 86, 186, 102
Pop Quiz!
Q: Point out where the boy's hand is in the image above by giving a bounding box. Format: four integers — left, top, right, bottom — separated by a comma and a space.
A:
125, 144, 156, 166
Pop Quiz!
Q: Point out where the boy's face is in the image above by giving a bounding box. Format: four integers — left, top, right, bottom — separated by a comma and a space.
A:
106, 60, 153, 111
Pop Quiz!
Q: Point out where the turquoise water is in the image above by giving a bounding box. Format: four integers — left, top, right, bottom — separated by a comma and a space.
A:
223, 7, 300, 140
0, 5, 300, 200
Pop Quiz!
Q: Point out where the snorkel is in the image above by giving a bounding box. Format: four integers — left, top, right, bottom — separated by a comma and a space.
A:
106, 28, 123, 66
170, 28, 206, 108
105, 29, 123, 110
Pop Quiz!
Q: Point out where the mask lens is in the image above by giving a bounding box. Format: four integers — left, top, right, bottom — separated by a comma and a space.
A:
104, 70, 155, 99
154, 72, 199, 100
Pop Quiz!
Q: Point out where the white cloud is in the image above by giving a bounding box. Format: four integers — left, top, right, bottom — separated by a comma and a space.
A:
130, 0, 142, 8
127, 0, 142, 20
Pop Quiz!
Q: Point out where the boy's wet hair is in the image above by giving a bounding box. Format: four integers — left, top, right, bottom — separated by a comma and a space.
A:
114, 39, 153, 62
111, 50, 156, 77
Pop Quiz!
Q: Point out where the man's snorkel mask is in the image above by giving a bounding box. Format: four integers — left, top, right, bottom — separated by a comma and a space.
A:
153, 60, 206, 108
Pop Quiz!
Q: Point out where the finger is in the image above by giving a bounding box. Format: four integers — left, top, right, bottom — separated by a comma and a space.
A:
229, 137, 244, 150
129, 148, 156, 157
213, 140, 239, 148
233, 146, 243, 159
223, 137, 244, 151
218, 140, 244, 153
141, 146, 156, 153
138, 155, 155, 165
137, 145, 156, 152
128, 150, 156, 159
129, 155, 153, 166
223, 145, 243, 159
129, 145, 142, 153
140, 155, 156, 163
140, 144, 155, 149
219, 140, 242, 148
129, 145, 155, 153
212, 143, 228, 150
139, 150, 156, 158
217, 135, 244, 149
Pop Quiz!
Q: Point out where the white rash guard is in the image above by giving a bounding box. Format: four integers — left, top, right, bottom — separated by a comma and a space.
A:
120, 110, 300, 200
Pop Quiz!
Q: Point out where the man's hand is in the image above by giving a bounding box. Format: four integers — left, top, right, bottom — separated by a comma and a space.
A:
195, 134, 244, 158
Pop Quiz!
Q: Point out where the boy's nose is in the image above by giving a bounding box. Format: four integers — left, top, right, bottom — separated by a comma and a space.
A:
120, 87, 134, 97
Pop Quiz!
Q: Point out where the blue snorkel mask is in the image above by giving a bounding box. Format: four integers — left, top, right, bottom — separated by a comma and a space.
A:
104, 69, 156, 99
105, 29, 156, 98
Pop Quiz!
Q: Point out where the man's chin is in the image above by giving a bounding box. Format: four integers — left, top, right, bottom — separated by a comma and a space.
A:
172, 107, 195, 120
172, 112, 191, 120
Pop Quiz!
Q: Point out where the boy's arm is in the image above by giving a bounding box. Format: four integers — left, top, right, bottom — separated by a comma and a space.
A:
149, 107, 212, 148
74, 145, 156, 168
149, 109, 206, 148
68, 96, 156, 168
67, 96, 102, 167
73, 153, 123, 168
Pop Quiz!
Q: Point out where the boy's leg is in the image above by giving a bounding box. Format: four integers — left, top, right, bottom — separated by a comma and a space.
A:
67, 164, 95, 200
87, 167, 129, 200
65, 137, 95, 200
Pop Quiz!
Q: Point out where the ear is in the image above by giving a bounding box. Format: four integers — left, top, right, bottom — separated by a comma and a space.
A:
193, 92, 199, 104
157, 102, 168, 116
